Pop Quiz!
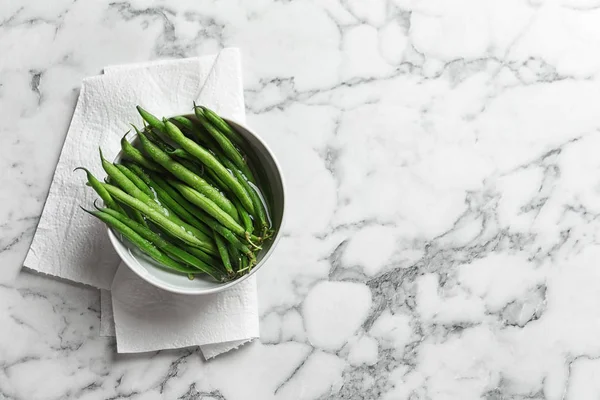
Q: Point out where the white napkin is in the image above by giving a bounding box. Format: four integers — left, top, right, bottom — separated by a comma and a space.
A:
100, 265, 258, 356
24, 49, 259, 358
99, 285, 253, 358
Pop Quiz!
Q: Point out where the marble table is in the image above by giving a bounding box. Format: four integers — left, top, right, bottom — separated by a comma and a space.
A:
3, 0, 600, 399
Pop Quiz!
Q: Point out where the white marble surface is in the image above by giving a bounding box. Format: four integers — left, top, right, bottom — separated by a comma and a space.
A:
3, 0, 600, 398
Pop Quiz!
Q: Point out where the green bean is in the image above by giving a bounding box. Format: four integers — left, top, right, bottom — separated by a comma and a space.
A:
74, 167, 123, 213
194, 106, 255, 183
214, 233, 233, 274
206, 168, 230, 193
200, 105, 245, 148
177, 158, 204, 177
102, 183, 213, 251
239, 255, 249, 273
105, 156, 211, 241
126, 164, 212, 237
228, 245, 242, 271
155, 177, 254, 255
247, 255, 256, 273
167, 148, 229, 192
133, 124, 174, 153
82, 208, 201, 275
115, 164, 153, 197
137, 131, 239, 220
179, 243, 222, 269
163, 119, 254, 214
170, 115, 195, 131
117, 162, 167, 227
234, 198, 253, 235
99, 152, 157, 227
120, 135, 161, 172
219, 156, 269, 232
166, 148, 195, 162
136, 105, 165, 133
120, 203, 147, 227
100, 207, 224, 280
170, 115, 212, 145
100, 150, 165, 212
169, 180, 250, 239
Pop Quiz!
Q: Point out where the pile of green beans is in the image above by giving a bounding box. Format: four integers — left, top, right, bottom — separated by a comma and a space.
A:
78, 105, 273, 282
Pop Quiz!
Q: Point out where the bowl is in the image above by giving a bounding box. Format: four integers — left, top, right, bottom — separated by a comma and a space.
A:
107, 116, 285, 295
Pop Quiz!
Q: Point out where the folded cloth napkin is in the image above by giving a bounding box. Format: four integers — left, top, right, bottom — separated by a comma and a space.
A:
24, 49, 259, 358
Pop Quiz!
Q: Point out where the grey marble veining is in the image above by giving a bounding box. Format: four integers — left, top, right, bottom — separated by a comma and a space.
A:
3, 0, 600, 398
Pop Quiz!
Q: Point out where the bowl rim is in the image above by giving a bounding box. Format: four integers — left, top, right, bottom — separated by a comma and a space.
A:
107, 116, 286, 295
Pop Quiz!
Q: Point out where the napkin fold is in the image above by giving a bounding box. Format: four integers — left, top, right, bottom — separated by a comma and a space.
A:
99, 289, 256, 358
101, 265, 258, 356
24, 49, 259, 358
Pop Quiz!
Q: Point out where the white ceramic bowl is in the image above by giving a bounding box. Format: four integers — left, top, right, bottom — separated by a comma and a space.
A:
107, 117, 285, 295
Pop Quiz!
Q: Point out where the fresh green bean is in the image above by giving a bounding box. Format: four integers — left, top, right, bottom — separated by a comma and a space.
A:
239, 255, 249, 273
99, 153, 155, 227
83, 208, 201, 275
100, 150, 168, 217
104, 160, 214, 247
137, 131, 239, 220
126, 164, 212, 237
179, 243, 222, 269
214, 233, 233, 274
133, 124, 174, 153
167, 148, 229, 192
118, 202, 147, 227
234, 198, 253, 235
116, 162, 162, 227
74, 167, 123, 213
163, 119, 254, 214
194, 106, 255, 183
200, 105, 245, 148
219, 155, 268, 232
166, 148, 194, 162
102, 183, 213, 251
169, 115, 195, 131
155, 177, 254, 255
120, 135, 161, 172
206, 168, 230, 193
247, 255, 256, 273
177, 157, 204, 177
169, 115, 212, 145
115, 164, 153, 197
228, 245, 242, 272
169, 180, 249, 239
136, 105, 165, 133
100, 207, 224, 280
